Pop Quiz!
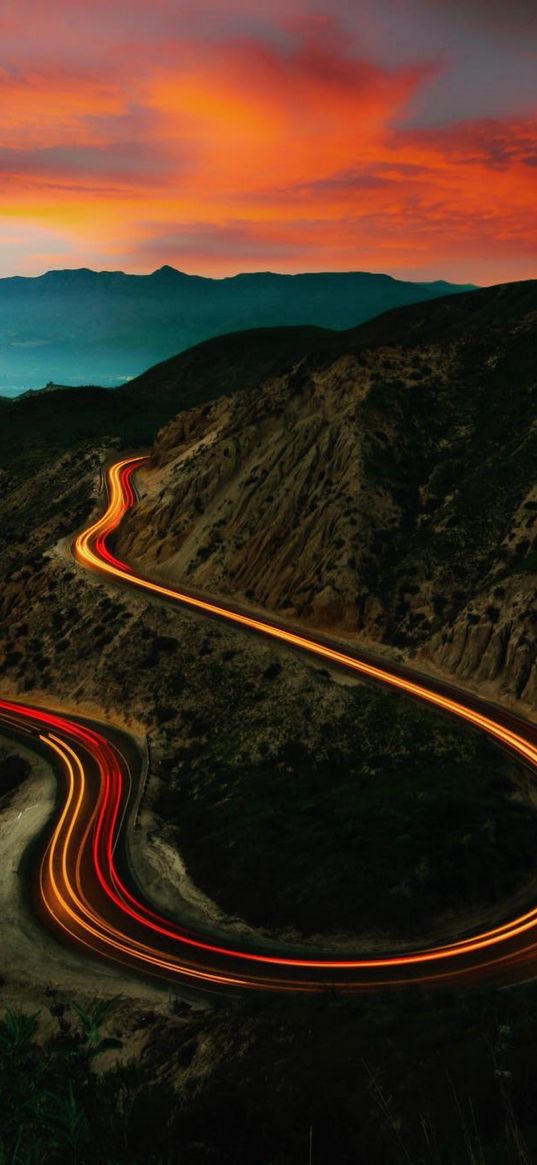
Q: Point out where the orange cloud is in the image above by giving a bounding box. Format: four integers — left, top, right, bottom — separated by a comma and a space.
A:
0, 20, 535, 283
0, 67, 127, 147
144, 30, 429, 195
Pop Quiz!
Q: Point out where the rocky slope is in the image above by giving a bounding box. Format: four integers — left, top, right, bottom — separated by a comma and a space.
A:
115, 281, 537, 708
1, 282, 537, 1165
0, 326, 335, 482
0, 278, 536, 955
1, 467, 537, 1165
1, 442, 535, 949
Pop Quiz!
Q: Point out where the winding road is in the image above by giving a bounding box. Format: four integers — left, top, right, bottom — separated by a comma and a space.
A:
2, 455, 537, 991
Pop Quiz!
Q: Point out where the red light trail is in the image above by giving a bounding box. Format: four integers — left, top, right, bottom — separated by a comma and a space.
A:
2, 455, 537, 991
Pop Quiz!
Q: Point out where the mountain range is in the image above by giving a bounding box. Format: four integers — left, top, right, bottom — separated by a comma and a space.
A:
0, 266, 474, 395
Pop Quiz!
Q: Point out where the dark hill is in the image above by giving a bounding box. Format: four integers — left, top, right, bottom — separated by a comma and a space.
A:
344, 278, 537, 349
0, 326, 335, 478
1, 278, 534, 488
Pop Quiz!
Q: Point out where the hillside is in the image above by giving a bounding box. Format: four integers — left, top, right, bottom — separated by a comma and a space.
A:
1, 279, 537, 1165
0, 325, 334, 481
0, 280, 512, 484
1, 278, 536, 941
344, 277, 537, 348
0, 434, 534, 951
1, 275, 536, 932
0, 266, 474, 394
115, 279, 537, 708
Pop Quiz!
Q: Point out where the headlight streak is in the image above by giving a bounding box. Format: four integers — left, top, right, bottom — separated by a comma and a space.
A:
2, 455, 537, 991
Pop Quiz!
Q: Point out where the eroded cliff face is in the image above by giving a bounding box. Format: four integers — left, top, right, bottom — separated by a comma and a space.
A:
116, 346, 454, 637
115, 329, 537, 708
0, 288, 536, 957
2, 447, 535, 949
421, 479, 537, 704
425, 577, 537, 705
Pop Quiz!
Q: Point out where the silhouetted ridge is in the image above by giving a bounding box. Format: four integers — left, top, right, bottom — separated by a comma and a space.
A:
0, 266, 474, 393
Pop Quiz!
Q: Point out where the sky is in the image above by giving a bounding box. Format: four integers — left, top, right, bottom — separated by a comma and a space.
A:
0, 0, 536, 283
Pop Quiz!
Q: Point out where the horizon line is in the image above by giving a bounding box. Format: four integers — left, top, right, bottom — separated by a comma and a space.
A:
0, 263, 481, 286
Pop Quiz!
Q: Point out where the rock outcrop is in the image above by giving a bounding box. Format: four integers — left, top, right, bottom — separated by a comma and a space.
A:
116, 298, 537, 706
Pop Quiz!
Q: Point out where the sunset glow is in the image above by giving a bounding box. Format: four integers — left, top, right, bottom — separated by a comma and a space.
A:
1, 0, 536, 281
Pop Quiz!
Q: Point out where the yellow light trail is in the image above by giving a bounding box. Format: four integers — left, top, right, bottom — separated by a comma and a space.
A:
2, 454, 537, 992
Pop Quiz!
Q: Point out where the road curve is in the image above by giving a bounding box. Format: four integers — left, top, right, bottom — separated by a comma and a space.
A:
3, 455, 537, 992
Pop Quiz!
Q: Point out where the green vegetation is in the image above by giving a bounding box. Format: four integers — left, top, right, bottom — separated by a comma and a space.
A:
4, 987, 537, 1164
0, 447, 101, 575
358, 299, 537, 642
157, 682, 537, 938
0, 999, 128, 1164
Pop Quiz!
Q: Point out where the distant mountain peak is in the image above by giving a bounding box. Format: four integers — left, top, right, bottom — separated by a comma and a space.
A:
0, 266, 478, 396
42, 267, 126, 280
150, 265, 187, 279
